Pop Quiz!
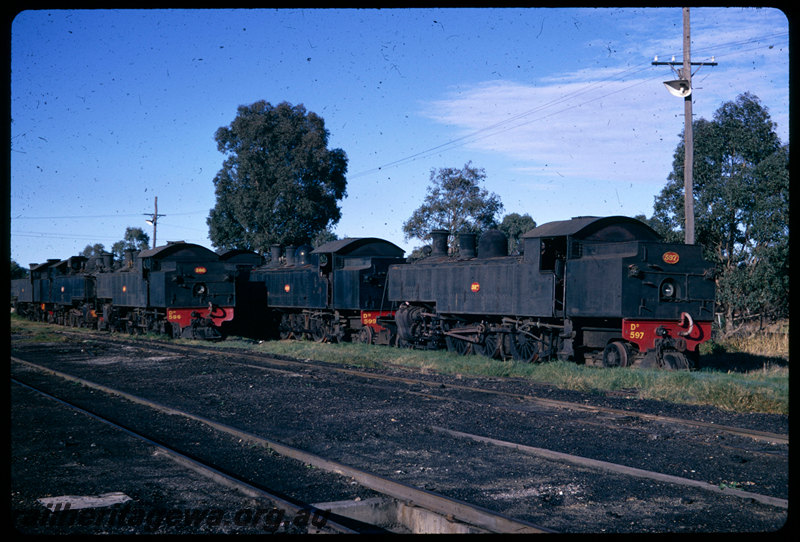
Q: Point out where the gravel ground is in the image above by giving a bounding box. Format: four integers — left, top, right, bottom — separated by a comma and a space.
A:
10, 333, 790, 534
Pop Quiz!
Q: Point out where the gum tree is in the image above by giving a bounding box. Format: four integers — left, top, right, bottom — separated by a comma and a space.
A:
207, 101, 348, 253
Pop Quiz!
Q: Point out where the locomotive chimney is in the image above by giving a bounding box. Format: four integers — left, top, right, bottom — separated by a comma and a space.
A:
102, 253, 113, 270
430, 230, 449, 257
270, 244, 281, 267
458, 232, 477, 259
285, 245, 297, 266
124, 249, 136, 268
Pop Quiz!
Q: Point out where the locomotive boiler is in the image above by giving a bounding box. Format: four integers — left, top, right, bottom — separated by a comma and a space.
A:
387, 216, 716, 369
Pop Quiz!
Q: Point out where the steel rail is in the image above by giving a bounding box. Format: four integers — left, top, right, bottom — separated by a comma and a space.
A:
11, 356, 553, 534
432, 426, 788, 510
10, 377, 360, 534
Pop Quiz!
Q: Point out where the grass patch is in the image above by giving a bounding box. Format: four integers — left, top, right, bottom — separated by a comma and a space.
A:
10, 314, 73, 343
11, 314, 788, 415
223, 337, 788, 415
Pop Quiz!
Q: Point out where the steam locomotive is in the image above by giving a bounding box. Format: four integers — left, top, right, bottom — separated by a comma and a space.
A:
11, 215, 716, 369
387, 216, 716, 369
246, 238, 406, 345
11, 241, 250, 340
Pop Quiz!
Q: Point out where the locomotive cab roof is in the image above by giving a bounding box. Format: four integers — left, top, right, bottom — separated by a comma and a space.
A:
312, 237, 404, 258
136, 241, 220, 261
522, 215, 661, 242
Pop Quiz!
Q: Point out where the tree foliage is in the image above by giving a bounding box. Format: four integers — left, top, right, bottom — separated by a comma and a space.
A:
10, 260, 28, 279
402, 162, 503, 253
650, 92, 788, 328
207, 101, 348, 253
111, 227, 150, 264
498, 213, 536, 254
81, 243, 106, 258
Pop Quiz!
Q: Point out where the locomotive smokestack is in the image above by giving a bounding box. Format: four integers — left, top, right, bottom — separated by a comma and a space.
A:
458, 232, 477, 259
124, 250, 137, 268
430, 230, 449, 257
285, 245, 297, 266
270, 245, 281, 267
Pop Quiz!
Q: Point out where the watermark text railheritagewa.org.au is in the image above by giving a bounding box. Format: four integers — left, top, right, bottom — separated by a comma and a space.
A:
14, 503, 332, 533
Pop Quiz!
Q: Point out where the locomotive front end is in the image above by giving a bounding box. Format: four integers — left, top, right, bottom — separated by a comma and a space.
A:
159, 259, 237, 339
620, 242, 716, 369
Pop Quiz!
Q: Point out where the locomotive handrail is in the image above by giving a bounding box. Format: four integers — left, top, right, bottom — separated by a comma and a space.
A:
678, 311, 695, 338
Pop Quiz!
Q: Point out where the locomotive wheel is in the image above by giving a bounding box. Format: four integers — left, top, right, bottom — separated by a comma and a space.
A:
445, 335, 471, 355
309, 317, 327, 342
354, 325, 373, 345
508, 331, 542, 363
602, 341, 630, 368
444, 324, 473, 356
278, 314, 293, 340
473, 332, 500, 359
439, 321, 469, 355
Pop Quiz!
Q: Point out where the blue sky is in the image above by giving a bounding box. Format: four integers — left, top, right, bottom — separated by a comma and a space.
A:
10, 7, 789, 267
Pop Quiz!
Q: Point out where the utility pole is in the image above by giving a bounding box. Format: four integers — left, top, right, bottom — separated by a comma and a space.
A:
144, 196, 166, 248
652, 8, 717, 245
682, 8, 694, 245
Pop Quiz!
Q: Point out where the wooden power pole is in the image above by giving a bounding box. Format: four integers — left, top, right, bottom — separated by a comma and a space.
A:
144, 197, 166, 248
652, 8, 716, 245
682, 8, 694, 245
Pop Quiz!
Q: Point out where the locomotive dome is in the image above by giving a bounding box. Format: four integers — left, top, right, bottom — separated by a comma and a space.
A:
136, 241, 220, 261
312, 237, 404, 258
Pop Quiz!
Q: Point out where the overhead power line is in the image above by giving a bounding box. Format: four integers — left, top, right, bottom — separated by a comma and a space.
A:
349, 30, 786, 180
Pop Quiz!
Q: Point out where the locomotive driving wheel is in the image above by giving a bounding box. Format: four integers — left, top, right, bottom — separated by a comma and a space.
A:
354, 325, 373, 345
602, 341, 630, 367
444, 323, 473, 356
508, 330, 543, 363
278, 314, 293, 340
309, 316, 327, 342
473, 331, 501, 359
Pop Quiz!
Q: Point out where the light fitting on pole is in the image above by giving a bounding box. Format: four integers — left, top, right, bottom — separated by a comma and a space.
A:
663, 79, 692, 98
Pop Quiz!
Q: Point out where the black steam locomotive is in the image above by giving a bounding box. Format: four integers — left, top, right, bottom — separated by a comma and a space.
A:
11, 241, 247, 340
247, 238, 405, 344
387, 216, 716, 369
11, 215, 716, 369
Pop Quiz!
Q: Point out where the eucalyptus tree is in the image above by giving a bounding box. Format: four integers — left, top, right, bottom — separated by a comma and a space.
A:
651, 92, 788, 328
207, 101, 348, 253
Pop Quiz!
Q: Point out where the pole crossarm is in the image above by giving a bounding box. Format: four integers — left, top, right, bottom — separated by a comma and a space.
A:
651, 61, 717, 66
143, 196, 166, 248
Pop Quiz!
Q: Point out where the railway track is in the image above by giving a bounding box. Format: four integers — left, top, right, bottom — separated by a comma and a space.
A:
13, 354, 787, 512
11, 358, 550, 534
59, 331, 787, 446
11, 378, 363, 534
11, 330, 789, 532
